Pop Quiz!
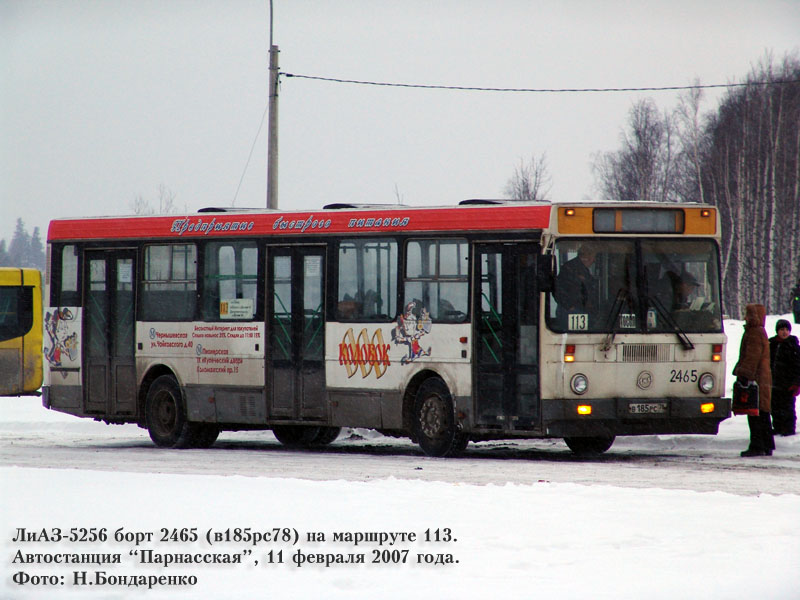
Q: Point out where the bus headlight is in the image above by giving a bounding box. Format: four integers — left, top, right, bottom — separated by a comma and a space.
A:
570, 373, 589, 395
698, 373, 715, 394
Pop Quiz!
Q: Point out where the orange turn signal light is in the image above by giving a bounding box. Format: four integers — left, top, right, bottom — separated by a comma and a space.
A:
712, 343, 723, 362
564, 344, 576, 362
577, 405, 592, 415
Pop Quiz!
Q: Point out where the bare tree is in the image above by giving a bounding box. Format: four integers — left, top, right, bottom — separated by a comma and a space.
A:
591, 53, 799, 315
504, 153, 552, 201
674, 82, 707, 204
593, 99, 680, 202
130, 184, 178, 215
700, 51, 800, 316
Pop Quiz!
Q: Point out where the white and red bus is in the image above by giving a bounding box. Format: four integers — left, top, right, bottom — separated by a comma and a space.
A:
43, 201, 729, 455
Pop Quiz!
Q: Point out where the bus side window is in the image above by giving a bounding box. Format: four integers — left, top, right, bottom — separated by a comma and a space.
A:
202, 242, 259, 321
336, 239, 397, 321
141, 244, 197, 321
404, 239, 468, 322
0, 286, 34, 342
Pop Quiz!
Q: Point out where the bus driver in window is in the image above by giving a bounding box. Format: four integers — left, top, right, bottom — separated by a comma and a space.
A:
671, 271, 700, 310
554, 243, 598, 327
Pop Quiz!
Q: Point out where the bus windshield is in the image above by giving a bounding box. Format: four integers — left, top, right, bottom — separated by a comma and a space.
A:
0, 284, 34, 343
547, 238, 723, 334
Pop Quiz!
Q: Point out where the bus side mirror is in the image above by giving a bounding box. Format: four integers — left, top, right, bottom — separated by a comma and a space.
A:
536, 254, 554, 292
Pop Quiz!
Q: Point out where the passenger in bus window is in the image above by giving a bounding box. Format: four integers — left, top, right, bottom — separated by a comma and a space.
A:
733, 303, 775, 457
554, 243, 598, 326
769, 319, 800, 437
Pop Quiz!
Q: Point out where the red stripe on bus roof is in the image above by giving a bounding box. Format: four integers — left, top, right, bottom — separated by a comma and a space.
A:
47, 205, 553, 241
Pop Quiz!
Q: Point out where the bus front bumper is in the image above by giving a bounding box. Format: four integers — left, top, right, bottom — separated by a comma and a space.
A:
541, 396, 731, 437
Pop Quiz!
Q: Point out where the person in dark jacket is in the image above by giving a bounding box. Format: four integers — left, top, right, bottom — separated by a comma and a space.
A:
732, 304, 774, 457
554, 243, 598, 328
769, 319, 800, 436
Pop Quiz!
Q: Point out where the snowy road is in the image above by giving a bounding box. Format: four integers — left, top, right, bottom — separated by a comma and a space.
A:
3, 396, 800, 600
5, 318, 800, 599
2, 397, 798, 497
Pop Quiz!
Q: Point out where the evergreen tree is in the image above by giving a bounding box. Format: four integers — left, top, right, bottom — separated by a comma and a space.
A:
29, 227, 45, 270
8, 219, 30, 267
0, 219, 46, 270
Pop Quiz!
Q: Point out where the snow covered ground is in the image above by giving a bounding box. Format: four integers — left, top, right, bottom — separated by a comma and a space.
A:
2, 315, 799, 599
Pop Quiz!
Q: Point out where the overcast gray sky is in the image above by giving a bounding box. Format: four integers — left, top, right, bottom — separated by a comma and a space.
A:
2, 0, 798, 244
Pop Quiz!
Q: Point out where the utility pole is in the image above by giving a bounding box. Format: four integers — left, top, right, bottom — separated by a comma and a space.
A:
266, 0, 279, 209
266, 44, 279, 209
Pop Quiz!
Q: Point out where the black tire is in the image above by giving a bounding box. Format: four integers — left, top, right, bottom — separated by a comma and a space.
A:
310, 427, 341, 446
145, 375, 195, 448
272, 425, 322, 447
564, 435, 615, 455
453, 434, 470, 453
413, 378, 464, 457
190, 424, 220, 449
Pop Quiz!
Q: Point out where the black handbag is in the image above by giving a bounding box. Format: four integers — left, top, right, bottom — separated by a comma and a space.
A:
732, 380, 759, 416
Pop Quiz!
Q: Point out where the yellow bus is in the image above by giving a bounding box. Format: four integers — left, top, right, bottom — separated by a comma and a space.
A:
0, 268, 43, 396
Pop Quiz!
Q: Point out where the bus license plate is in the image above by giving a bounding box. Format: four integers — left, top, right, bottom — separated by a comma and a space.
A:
629, 402, 667, 415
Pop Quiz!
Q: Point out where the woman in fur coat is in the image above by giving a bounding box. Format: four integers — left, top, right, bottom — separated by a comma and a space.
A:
732, 304, 774, 457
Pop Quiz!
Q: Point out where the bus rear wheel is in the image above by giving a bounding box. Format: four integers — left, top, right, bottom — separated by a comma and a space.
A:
272, 425, 322, 447
145, 375, 196, 448
413, 378, 466, 457
311, 427, 342, 446
564, 436, 615, 455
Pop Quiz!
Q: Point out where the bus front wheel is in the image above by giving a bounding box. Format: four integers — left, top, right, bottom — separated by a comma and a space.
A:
413, 378, 466, 457
190, 424, 220, 448
563, 436, 615, 455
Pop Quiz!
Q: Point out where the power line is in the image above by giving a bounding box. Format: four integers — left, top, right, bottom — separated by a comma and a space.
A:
282, 72, 800, 94
232, 102, 269, 207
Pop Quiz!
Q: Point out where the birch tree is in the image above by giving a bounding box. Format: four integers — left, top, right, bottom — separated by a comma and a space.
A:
593, 99, 680, 202
504, 153, 552, 201
700, 52, 800, 316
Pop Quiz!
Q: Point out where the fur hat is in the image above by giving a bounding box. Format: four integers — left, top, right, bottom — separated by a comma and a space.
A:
776, 319, 792, 332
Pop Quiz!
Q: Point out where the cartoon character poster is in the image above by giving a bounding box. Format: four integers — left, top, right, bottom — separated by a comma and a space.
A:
44, 307, 81, 377
391, 301, 432, 365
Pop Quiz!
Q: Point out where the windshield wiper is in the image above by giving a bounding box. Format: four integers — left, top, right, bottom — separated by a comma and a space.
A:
647, 295, 694, 350
600, 288, 628, 351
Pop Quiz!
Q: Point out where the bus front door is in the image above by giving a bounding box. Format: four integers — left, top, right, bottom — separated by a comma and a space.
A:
474, 243, 540, 431
266, 246, 326, 421
83, 249, 136, 416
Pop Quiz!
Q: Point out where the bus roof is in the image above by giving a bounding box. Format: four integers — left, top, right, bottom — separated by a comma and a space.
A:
47, 202, 554, 242
46, 201, 717, 242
